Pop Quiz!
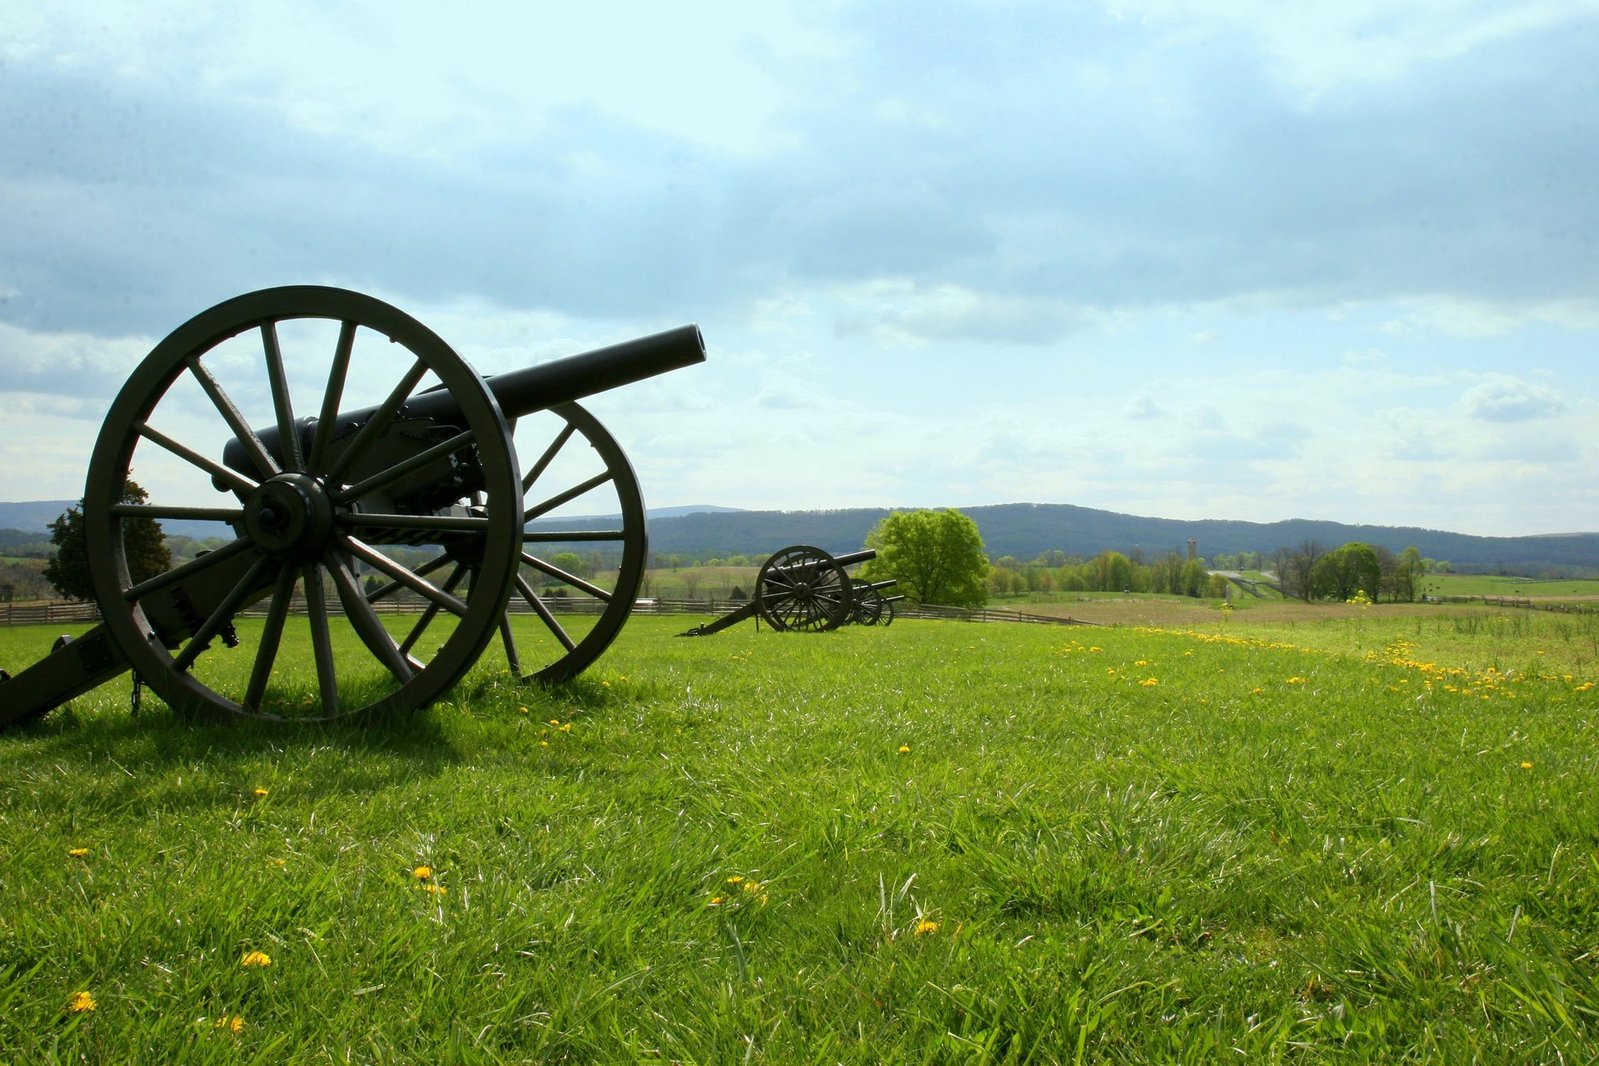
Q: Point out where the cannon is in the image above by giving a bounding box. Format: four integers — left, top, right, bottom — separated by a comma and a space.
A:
0, 285, 705, 726
678, 545, 900, 637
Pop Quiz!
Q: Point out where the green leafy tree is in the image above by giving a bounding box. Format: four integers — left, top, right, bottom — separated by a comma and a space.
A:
44, 480, 172, 601
1092, 550, 1134, 593
551, 551, 589, 578
1313, 542, 1382, 602
861, 508, 988, 607
1389, 546, 1425, 603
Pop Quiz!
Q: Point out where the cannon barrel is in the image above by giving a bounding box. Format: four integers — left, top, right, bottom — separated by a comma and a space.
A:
415, 324, 705, 422
767, 547, 876, 573
228, 324, 705, 476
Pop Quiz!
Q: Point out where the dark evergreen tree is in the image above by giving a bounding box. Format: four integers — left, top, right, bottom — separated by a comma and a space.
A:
44, 480, 171, 601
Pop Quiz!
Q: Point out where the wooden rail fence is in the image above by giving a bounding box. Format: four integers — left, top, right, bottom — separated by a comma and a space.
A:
0, 597, 1091, 628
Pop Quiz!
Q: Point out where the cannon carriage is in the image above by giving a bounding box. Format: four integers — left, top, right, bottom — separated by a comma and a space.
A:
0, 286, 704, 727
677, 545, 901, 637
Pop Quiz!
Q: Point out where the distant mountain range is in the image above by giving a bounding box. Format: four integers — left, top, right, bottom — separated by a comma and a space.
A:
0, 500, 743, 537
637, 503, 1599, 575
4, 500, 1594, 575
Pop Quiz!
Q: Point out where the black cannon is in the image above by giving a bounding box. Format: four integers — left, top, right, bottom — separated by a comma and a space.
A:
0, 286, 705, 726
678, 545, 900, 637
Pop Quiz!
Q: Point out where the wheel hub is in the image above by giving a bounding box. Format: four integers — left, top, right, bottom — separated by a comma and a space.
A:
244, 473, 337, 560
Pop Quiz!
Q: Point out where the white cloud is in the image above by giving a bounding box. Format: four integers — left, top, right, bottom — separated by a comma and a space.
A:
1, 1, 1598, 535
1460, 375, 1568, 422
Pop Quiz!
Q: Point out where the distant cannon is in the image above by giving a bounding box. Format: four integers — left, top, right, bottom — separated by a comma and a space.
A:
678, 545, 900, 636
0, 286, 705, 726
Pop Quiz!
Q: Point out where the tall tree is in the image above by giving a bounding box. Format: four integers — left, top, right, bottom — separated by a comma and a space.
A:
44, 480, 172, 602
1389, 546, 1425, 603
1275, 540, 1325, 601
861, 508, 988, 607
1313, 542, 1381, 602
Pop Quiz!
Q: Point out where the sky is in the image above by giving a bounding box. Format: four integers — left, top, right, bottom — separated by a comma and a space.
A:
1, 0, 1596, 539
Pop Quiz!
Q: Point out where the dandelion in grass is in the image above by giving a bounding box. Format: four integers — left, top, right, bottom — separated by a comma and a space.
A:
419, 883, 447, 896
707, 896, 724, 907
413, 865, 433, 881
240, 951, 272, 968
67, 847, 90, 858
68, 990, 96, 1013
518, 706, 529, 714
898, 744, 911, 754
914, 919, 939, 937
1140, 678, 1159, 687
1521, 761, 1534, 770
214, 1015, 244, 1034
253, 787, 269, 797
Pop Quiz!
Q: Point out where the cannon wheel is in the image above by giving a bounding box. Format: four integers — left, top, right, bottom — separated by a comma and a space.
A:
84, 286, 523, 721
755, 545, 853, 632
391, 402, 647, 684
850, 580, 887, 626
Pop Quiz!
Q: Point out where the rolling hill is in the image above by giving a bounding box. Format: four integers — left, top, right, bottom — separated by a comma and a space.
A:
637, 503, 1599, 576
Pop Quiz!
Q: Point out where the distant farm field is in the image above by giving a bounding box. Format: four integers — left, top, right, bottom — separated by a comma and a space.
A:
2, 606, 1597, 1062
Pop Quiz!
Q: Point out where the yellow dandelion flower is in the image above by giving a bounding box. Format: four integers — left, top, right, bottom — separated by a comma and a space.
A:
708, 896, 724, 907
68, 990, 96, 1013
1521, 761, 1534, 769
419, 883, 447, 895
67, 847, 90, 858
914, 919, 939, 936
559, 722, 573, 733
549, 719, 560, 726
726, 875, 745, 885
742, 879, 763, 894
539, 740, 549, 747
898, 744, 911, 754
253, 787, 269, 797
1140, 678, 1159, 687
215, 1015, 244, 1033
413, 865, 433, 880
519, 706, 530, 714
240, 951, 272, 968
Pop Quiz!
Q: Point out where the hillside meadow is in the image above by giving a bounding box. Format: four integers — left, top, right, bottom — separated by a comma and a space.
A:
1, 603, 1597, 1063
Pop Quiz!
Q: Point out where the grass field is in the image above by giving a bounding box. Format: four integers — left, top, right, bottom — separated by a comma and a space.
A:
2, 604, 1597, 1062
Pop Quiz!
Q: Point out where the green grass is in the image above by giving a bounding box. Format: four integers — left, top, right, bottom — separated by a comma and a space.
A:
1422, 574, 1599, 600
2, 610, 1598, 1062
